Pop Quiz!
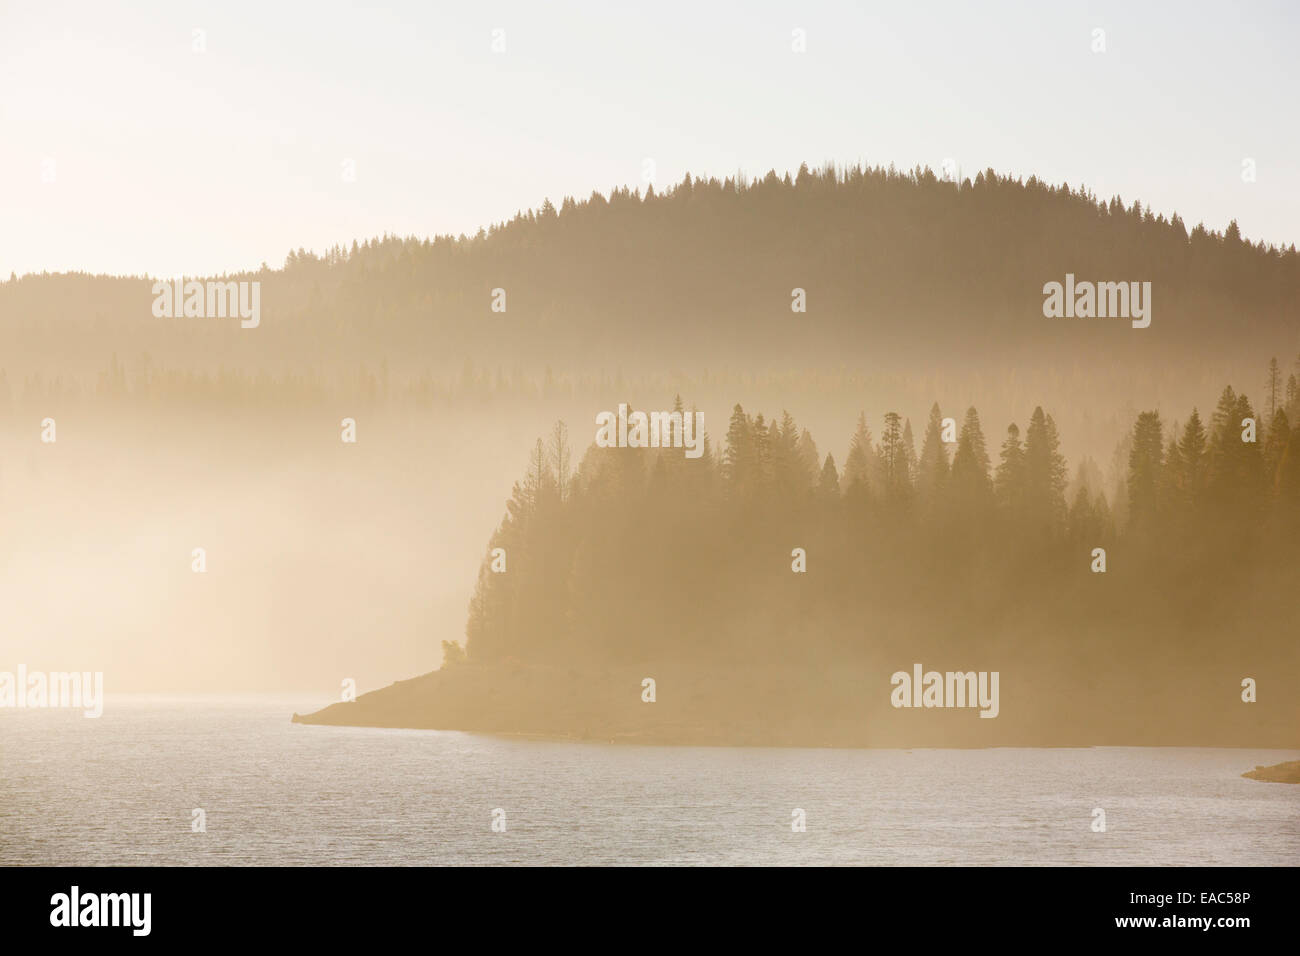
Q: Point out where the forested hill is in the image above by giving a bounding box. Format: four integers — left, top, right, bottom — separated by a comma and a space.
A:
4, 163, 1298, 375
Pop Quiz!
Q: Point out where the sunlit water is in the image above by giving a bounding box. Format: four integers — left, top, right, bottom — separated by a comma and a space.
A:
1, 696, 1296, 866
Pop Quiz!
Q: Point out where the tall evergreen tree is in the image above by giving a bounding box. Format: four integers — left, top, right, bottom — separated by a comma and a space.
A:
1160, 433, 1185, 515
549, 421, 572, 502
771, 411, 803, 498
950, 406, 993, 509
1234, 393, 1265, 503
1023, 407, 1067, 532
1207, 386, 1239, 500
795, 428, 821, 488
916, 402, 950, 506
901, 418, 919, 485
1127, 410, 1164, 529
1263, 408, 1291, 493
752, 412, 773, 492
841, 412, 875, 497
1179, 409, 1208, 507
818, 453, 841, 500
1265, 357, 1282, 427
994, 423, 1026, 515
722, 403, 755, 498
880, 411, 910, 500
1067, 483, 1099, 543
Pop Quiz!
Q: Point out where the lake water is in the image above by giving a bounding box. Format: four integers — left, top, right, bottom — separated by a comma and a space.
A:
1, 695, 1296, 866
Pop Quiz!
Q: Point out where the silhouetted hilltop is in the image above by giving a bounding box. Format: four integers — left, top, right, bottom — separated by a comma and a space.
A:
4, 164, 1298, 378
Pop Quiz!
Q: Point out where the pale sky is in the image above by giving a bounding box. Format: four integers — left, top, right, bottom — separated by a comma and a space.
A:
2, 0, 1296, 279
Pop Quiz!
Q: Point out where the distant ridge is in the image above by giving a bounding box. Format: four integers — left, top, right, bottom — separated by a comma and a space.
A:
4, 164, 1298, 374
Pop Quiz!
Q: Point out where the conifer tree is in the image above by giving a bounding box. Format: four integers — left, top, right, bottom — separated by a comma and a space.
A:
1234, 393, 1264, 503
950, 406, 993, 508
549, 421, 572, 502
1068, 483, 1098, 542
880, 411, 911, 499
995, 423, 1025, 515
772, 411, 803, 497
1127, 411, 1164, 529
752, 413, 773, 492
722, 404, 754, 497
916, 402, 950, 506
818, 453, 841, 500
1179, 409, 1208, 507
1263, 409, 1291, 493
901, 418, 919, 485
1160, 434, 1185, 515
841, 412, 875, 497
796, 428, 821, 487
1207, 386, 1239, 499
1023, 407, 1067, 532
1265, 357, 1282, 427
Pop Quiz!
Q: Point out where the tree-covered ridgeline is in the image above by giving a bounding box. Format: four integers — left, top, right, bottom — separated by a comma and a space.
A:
5, 163, 1298, 374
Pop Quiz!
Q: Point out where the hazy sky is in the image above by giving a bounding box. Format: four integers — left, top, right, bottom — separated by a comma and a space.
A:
2, 0, 1297, 278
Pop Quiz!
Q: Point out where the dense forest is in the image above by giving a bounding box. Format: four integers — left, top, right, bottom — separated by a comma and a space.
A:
347, 377, 1299, 746
6, 162, 1295, 478
466, 381, 1300, 665
4, 163, 1298, 379
7, 161, 1299, 720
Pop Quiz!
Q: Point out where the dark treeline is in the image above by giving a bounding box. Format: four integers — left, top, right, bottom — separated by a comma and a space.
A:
4, 163, 1298, 375
455, 382, 1300, 745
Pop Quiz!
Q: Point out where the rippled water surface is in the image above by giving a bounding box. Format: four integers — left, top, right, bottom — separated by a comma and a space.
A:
1, 696, 1296, 865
